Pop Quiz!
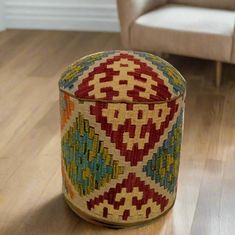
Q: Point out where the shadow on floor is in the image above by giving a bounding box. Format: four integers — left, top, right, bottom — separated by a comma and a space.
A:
2, 194, 89, 235
2, 194, 167, 235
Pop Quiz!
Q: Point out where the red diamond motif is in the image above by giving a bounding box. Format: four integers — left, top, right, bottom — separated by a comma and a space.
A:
87, 173, 169, 221
74, 53, 172, 102
90, 100, 178, 166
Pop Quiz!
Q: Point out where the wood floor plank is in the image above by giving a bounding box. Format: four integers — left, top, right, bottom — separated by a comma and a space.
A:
219, 161, 235, 235
190, 160, 223, 235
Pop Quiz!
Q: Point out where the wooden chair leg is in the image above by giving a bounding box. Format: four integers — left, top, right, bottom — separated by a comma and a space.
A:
162, 52, 170, 60
216, 61, 222, 87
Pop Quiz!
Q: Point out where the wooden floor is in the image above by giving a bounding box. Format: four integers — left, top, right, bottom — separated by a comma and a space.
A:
0, 29, 235, 235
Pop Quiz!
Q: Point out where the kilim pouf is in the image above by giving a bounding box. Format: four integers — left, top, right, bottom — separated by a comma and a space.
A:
59, 50, 186, 228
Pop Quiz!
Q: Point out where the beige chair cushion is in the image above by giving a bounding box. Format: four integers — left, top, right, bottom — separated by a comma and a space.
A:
131, 4, 235, 62
117, 0, 168, 48
169, 0, 235, 10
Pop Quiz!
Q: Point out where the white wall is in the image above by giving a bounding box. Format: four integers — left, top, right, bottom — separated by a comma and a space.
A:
1, 0, 120, 32
0, 0, 5, 30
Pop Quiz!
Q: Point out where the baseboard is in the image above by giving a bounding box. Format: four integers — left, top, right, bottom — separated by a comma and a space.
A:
4, 1, 120, 32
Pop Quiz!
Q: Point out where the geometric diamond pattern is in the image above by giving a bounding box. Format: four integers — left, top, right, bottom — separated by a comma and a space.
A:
75, 53, 173, 102
87, 173, 169, 221
143, 109, 183, 193
62, 112, 124, 196
59, 50, 186, 226
133, 51, 186, 96
90, 100, 179, 166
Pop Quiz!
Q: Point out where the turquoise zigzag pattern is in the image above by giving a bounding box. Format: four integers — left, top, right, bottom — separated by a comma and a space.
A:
62, 112, 123, 196
143, 109, 183, 193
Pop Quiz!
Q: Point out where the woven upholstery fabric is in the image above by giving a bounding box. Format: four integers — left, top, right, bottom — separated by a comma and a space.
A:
169, 0, 235, 10
59, 51, 186, 227
132, 5, 234, 62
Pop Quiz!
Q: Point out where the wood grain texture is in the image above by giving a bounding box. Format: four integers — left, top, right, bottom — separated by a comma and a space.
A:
216, 61, 222, 87
0, 29, 235, 235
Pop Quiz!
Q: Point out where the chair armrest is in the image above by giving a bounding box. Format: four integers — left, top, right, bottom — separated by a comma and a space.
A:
116, 0, 167, 48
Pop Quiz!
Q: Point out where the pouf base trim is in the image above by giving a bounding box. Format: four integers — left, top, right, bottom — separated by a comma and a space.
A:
64, 195, 176, 229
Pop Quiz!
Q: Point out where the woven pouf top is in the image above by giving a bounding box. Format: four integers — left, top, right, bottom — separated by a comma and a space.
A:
59, 50, 186, 227
59, 50, 186, 103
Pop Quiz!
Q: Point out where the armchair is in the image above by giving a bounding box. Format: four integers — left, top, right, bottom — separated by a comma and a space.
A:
117, 0, 235, 87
